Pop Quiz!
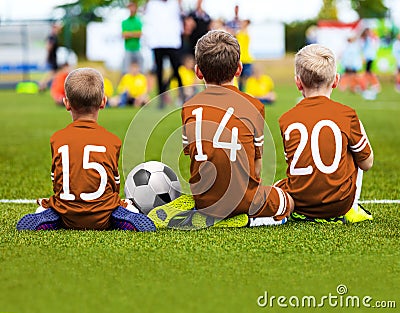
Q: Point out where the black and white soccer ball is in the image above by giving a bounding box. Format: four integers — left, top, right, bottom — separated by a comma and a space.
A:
124, 161, 181, 214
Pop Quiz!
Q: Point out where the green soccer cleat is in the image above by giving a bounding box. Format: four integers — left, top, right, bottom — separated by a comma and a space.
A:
290, 212, 346, 224
168, 210, 249, 230
148, 194, 249, 230
344, 204, 373, 223
147, 194, 195, 229
214, 214, 249, 228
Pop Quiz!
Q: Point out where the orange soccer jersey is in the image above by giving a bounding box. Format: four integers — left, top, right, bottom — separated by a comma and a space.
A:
278, 96, 372, 218
41, 120, 125, 229
182, 85, 288, 219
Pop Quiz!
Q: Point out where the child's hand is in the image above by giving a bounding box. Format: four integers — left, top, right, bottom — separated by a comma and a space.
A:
36, 198, 49, 206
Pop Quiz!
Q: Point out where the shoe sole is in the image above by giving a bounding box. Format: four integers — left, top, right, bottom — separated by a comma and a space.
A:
112, 207, 156, 232
16, 209, 60, 230
147, 195, 195, 229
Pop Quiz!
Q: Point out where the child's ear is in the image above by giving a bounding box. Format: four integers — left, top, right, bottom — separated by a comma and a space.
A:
295, 76, 303, 91
234, 61, 243, 77
195, 64, 203, 80
99, 96, 107, 110
332, 73, 340, 89
63, 97, 71, 111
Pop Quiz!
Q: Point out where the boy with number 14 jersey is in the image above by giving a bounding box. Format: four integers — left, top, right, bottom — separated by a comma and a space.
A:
277, 44, 373, 222
181, 30, 294, 224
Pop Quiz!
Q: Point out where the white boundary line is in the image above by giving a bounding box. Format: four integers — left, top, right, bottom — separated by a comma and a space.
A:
0, 199, 36, 204
359, 200, 400, 204
0, 199, 399, 204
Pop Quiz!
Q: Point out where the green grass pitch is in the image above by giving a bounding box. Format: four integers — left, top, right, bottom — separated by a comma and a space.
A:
0, 81, 399, 313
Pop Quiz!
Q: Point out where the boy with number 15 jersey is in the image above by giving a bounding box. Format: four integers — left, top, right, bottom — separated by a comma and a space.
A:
277, 44, 374, 222
17, 68, 155, 231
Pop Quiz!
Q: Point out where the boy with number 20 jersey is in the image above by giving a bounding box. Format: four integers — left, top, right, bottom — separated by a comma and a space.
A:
277, 44, 373, 222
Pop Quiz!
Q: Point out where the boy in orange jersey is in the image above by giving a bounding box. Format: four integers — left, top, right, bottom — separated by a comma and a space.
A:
277, 44, 374, 223
148, 30, 294, 229
17, 68, 155, 231
50, 63, 71, 106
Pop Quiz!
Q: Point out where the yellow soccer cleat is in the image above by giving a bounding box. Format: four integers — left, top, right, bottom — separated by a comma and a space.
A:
148, 194, 249, 230
168, 210, 248, 230
344, 204, 373, 223
147, 194, 195, 229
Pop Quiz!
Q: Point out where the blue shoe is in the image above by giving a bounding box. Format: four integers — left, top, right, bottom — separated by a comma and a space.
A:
111, 206, 156, 232
16, 208, 60, 230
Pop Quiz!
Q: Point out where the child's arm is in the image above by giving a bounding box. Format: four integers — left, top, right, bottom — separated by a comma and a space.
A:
357, 150, 373, 171
255, 158, 262, 180
349, 117, 373, 172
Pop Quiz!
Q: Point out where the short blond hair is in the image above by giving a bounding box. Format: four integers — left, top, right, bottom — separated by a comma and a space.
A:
195, 30, 240, 85
295, 44, 336, 89
64, 68, 104, 113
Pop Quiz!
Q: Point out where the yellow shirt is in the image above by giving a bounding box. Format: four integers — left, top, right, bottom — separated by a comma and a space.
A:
245, 75, 274, 97
104, 77, 114, 98
170, 65, 196, 89
117, 73, 147, 97
236, 31, 253, 64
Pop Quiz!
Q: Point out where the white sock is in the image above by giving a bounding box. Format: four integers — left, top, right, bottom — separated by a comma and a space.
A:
35, 206, 46, 214
123, 199, 140, 213
249, 217, 287, 227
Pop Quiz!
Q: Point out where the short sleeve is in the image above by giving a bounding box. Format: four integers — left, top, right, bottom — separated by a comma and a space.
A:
349, 115, 372, 163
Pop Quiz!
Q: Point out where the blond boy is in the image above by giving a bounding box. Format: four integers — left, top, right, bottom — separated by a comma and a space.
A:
277, 44, 373, 223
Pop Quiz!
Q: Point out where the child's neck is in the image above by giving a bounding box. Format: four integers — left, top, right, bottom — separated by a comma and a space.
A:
205, 78, 236, 87
302, 87, 332, 99
71, 111, 99, 122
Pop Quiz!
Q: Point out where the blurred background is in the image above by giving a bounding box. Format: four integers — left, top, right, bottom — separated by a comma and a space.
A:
0, 0, 399, 100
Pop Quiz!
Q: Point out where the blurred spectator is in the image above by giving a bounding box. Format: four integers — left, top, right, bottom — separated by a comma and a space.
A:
245, 66, 276, 105
392, 34, 400, 92
339, 36, 366, 93
225, 5, 241, 35
114, 61, 149, 107
236, 19, 253, 91
121, 2, 143, 73
187, 0, 211, 56
181, 15, 197, 56
170, 54, 199, 100
209, 18, 227, 31
50, 63, 71, 106
143, 0, 183, 106
39, 23, 62, 91
360, 28, 381, 96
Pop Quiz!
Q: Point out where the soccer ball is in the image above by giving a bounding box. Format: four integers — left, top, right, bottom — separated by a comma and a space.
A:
124, 161, 181, 214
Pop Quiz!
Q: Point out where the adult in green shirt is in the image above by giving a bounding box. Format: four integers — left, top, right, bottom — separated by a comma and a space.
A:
122, 2, 143, 73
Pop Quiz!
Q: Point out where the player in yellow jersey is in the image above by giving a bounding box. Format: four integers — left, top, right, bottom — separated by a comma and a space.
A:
236, 19, 253, 91
116, 61, 149, 107
245, 66, 276, 104
17, 68, 155, 231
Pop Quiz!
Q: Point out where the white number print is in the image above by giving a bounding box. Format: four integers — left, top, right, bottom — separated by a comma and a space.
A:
58, 145, 75, 201
58, 144, 107, 201
284, 120, 342, 175
192, 106, 242, 162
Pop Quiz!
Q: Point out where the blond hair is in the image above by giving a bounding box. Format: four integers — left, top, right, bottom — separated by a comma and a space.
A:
64, 68, 104, 113
195, 30, 240, 85
295, 44, 336, 89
